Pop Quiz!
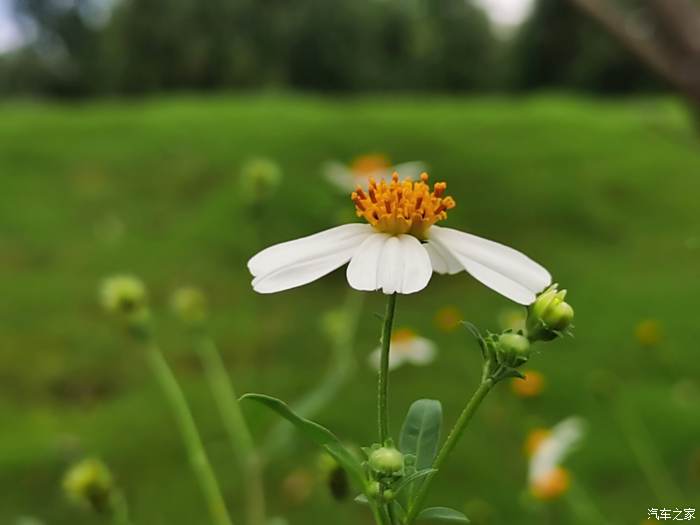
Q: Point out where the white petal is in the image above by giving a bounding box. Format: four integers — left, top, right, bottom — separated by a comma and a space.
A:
529, 417, 585, 482
248, 224, 372, 277
322, 161, 356, 192
346, 233, 390, 291
249, 224, 373, 293
429, 226, 551, 305
403, 338, 437, 365
425, 241, 463, 275
368, 346, 408, 371
348, 234, 433, 294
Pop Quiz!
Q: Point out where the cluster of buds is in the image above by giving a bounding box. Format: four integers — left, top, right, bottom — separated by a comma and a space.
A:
62, 458, 116, 514
468, 284, 574, 383
363, 441, 409, 503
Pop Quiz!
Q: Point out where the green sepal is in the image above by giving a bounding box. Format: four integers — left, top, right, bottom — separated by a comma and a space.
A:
241, 393, 366, 489
417, 506, 470, 523
461, 321, 488, 359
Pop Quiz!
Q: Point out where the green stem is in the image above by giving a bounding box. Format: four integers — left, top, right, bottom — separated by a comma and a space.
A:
566, 482, 614, 525
146, 344, 234, 525
111, 490, 132, 525
613, 399, 684, 503
378, 293, 398, 444
195, 335, 266, 525
405, 377, 494, 524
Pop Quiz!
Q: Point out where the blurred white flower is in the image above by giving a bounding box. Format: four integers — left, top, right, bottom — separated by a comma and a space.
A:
248, 173, 551, 303
368, 328, 437, 371
526, 417, 585, 500
323, 154, 427, 192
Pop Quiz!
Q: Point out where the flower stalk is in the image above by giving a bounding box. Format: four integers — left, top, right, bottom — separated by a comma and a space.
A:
378, 293, 398, 444
404, 361, 495, 525
194, 334, 266, 525
145, 343, 234, 525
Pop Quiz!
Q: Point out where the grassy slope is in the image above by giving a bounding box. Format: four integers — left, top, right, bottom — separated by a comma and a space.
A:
0, 94, 699, 524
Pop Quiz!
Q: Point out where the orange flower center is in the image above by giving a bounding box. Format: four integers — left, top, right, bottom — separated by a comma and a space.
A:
391, 328, 417, 344
352, 173, 456, 238
531, 467, 570, 500
351, 154, 390, 175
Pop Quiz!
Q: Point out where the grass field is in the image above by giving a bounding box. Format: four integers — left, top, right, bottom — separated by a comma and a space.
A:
1, 94, 699, 524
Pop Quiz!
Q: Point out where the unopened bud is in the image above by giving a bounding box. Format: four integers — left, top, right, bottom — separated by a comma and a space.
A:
240, 157, 283, 203
527, 285, 574, 340
62, 458, 114, 513
499, 333, 530, 356
171, 286, 208, 326
100, 275, 146, 317
368, 447, 403, 475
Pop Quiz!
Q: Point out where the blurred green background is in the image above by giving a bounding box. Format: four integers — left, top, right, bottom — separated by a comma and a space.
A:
1, 1, 700, 524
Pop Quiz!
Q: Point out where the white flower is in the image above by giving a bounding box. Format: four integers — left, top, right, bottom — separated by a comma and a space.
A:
368, 329, 437, 371
248, 173, 551, 305
323, 154, 427, 192
527, 417, 585, 499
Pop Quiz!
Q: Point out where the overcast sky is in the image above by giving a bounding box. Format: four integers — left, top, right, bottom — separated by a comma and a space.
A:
0, 0, 536, 53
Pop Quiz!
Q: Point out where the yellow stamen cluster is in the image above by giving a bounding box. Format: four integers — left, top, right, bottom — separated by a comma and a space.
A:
352, 172, 456, 238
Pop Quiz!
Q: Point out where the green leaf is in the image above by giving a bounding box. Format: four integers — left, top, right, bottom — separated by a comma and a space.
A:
399, 399, 442, 470
393, 468, 437, 496
241, 393, 366, 488
417, 507, 470, 523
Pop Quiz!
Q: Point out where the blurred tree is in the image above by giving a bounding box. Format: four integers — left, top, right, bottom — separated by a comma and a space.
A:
568, 0, 700, 110
510, 0, 661, 93
1, 0, 496, 96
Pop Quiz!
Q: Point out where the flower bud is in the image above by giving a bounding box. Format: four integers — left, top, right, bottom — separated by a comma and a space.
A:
100, 275, 146, 317
240, 157, 283, 203
542, 301, 574, 332
367, 481, 381, 498
499, 333, 530, 356
382, 489, 395, 502
527, 285, 574, 340
62, 458, 114, 513
368, 447, 404, 475
171, 286, 208, 326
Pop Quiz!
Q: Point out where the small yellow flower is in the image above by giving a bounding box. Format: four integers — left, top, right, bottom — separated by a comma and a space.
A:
368, 328, 437, 371
511, 371, 545, 398
434, 306, 462, 332
634, 319, 663, 347
63, 458, 114, 512
171, 286, 208, 325
100, 275, 146, 316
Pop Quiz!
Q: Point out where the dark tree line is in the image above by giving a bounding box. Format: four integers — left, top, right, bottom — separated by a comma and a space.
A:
0, 0, 664, 98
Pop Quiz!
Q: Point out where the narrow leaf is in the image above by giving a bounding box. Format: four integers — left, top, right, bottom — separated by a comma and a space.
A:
399, 399, 442, 470
417, 507, 470, 523
241, 393, 365, 487
393, 468, 437, 496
